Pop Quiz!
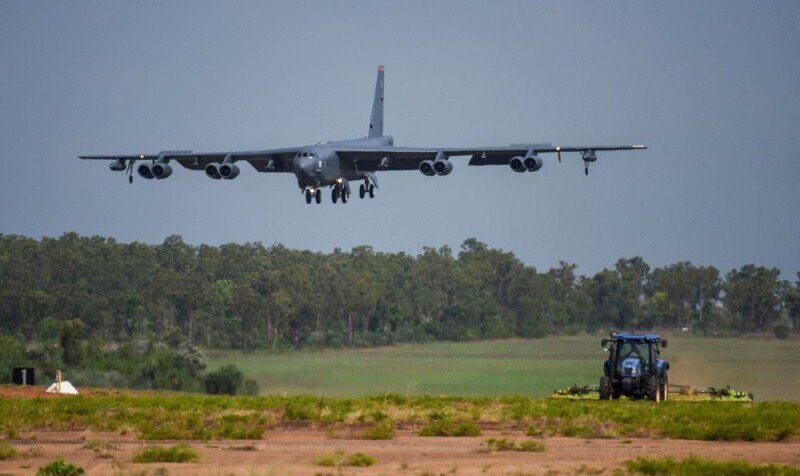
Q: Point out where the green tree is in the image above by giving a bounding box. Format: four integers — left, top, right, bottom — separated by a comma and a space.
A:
59, 318, 85, 366
723, 265, 786, 332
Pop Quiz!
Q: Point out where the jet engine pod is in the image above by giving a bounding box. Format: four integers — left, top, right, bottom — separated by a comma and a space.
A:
205, 162, 222, 180
419, 160, 436, 176
523, 155, 543, 172
220, 163, 240, 179
110, 158, 126, 171
137, 163, 155, 179
152, 163, 173, 179
433, 159, 453, 176
509, 156, 526, 173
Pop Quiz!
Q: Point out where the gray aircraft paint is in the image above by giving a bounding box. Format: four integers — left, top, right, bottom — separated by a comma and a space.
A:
80, 66, 646, 204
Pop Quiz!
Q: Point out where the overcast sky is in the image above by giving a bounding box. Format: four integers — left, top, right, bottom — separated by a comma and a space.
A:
1, 1, 798, 278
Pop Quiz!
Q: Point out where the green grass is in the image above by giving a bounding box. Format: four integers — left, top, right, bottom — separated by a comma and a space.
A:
625, 455, 800, 475
207, 337, 800, 401
133, 444, 200, 463
1, 391, 798, 442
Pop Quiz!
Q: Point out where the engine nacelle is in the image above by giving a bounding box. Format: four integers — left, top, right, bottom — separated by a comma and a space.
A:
220, 163, 240, 179
509, 156, 526, 173
137, 163, 155, 179
152, 163, 173, 179
110, 158, 126, 171
523, 154, 543, 172
205, 162, 222, 179
433, 159, 453, 176
419, 160, 435, 176
582, 150, 597, 162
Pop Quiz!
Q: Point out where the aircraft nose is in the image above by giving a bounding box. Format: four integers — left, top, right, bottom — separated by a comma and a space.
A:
294, 158, 319, 184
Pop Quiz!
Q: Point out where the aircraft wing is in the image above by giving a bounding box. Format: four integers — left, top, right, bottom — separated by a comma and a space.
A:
79, 147, 303, 173
334, 143, 646, 171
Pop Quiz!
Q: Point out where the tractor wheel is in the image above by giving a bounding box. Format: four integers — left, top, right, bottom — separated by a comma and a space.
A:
661, 375, 669, 401
599, 376, 612, 400
644, 375, 659, 402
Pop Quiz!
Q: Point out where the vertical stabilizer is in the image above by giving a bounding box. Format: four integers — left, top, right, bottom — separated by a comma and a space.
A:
368, 65, 385, 138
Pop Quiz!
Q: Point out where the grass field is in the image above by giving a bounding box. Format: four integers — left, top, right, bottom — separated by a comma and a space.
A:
207, 336, 800, 401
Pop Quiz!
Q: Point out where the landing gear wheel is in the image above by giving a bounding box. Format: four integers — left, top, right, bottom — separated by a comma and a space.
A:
315, 189, 321, 204
599, 375, 611, 400
332, 188, 339, 204
341, 190, 348, 204
644, 375, 659, 402
359, 184, 366, 199
368, 184, 375, 198
305, 189, 312, 204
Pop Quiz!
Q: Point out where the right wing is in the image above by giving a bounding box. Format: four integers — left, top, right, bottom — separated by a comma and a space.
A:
79, 147, 303, 173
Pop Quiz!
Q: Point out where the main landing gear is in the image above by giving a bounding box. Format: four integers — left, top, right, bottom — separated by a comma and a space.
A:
331, 185, 349, 204
358, 178, 376, 199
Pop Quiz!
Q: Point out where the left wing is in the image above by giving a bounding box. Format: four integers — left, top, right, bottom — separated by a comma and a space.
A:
334, 143, 646, 172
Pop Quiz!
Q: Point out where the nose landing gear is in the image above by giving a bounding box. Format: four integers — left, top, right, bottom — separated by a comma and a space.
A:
304, 188, 322, 204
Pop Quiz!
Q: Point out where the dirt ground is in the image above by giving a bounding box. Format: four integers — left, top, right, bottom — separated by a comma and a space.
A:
2, 387, 799, 475
2, 429, 799, 475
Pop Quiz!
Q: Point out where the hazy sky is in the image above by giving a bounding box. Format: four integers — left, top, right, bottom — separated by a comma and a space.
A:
1, 1, 798, 278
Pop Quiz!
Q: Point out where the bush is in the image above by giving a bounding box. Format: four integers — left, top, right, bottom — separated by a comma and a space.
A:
205, 364, 244, 395
774, 325, 790, 340
363, 420, 395, 440
316, 451, 375, 467
625, 456, 800, 476
133, 444, 200, 463
418, 414, 481, 437
0, 443, 16, 460
485, 438, 545, 452
36, 457, 84, 476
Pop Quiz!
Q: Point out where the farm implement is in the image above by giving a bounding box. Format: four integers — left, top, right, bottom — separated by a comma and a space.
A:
550, 332, 754, 402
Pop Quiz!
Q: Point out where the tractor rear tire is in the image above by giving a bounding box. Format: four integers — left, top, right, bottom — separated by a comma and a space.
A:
599, 376, 612, 400
661, 375, 669, 401
644, 375, 659, 402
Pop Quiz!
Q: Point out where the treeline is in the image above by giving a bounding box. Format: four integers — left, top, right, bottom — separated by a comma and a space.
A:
1, 232, 798, 355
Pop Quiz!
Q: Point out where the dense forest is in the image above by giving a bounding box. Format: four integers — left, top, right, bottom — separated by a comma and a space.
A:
1, 232, 797, 391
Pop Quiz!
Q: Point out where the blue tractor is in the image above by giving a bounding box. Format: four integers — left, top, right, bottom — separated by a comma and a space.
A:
599, 333, 669, 401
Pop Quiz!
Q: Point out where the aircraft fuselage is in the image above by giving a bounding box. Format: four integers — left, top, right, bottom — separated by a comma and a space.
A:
293, 136, 392, 191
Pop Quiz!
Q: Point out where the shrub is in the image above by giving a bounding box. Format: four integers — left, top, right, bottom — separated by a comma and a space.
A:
774, 325, 790, 340
345, 452, 376, 467
36, 457, 84, 476
625, 456, 800, 476
205, 364, 244, 395
418, 414, 481, 437
0, 443, 16, 460
133, 444, 199, 463
485, 438, 545, 452
363, 420, 395, 440
316, 451, 376, 467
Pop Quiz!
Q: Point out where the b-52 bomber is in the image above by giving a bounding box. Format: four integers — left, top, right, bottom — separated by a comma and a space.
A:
80, 66, 646, 204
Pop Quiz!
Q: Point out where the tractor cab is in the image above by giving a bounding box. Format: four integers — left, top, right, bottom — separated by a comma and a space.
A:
600, 333, 669, 401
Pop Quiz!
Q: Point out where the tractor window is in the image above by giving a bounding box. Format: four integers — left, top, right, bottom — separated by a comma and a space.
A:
615, 341, 650, 371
